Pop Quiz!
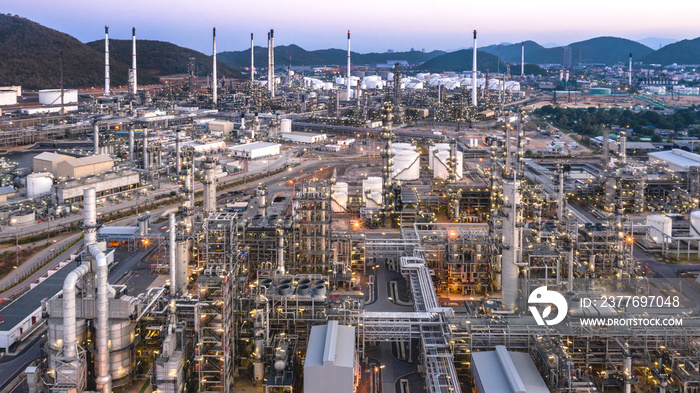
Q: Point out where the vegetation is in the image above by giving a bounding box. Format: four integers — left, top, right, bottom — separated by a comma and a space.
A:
418, 50, 504, 72
480, 40, 545, 63
217, 44, 444, 70
534, 105, 700, 138
86, 39, 242, 80
642, 38, 700, 65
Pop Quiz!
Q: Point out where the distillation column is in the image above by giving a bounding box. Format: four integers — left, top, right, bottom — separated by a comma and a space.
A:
502, 180, 521, 311
472, 30, 478, 107
212, 27, 217, 105
203, 157, 217, 215
93, 122, 99, 155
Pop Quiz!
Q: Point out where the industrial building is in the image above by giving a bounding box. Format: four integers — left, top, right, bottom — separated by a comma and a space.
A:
304, 321, 356, 393
228, 141, 280, 159
55, 155, 114, 179
281, 131, 327, 144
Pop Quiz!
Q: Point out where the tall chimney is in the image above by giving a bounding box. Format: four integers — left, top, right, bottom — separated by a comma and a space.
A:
212, 27, 217, 105
347, 30, 351, 100
628, 53, 632, 86
104, 26, 110, 96
128, 126, 134, 159
143, 129, 148, 170
267, 32, 271, 93
251, 33, 255, 82
472, 30, 477, 107
521, 41, 525, 77
270, 29, 275, 97
132, 27, 137, 95
93, 122, 99, 155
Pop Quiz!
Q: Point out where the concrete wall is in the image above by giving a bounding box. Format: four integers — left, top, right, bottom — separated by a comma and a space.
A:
55, 159, 113, 180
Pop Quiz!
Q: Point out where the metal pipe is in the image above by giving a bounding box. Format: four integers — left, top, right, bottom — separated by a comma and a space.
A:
88, 244, 112, 393
347, 30, 351, 100
212, 27, 217, 105
250, 33, 255, 82
277, 227, 285, 273
62, 261, 90, 359
132, 27, 137, 95
104, 26, 110, 96
128, 126, 134, 159
472, 30, 477, 107
84, 187, 97, 245
169, 213, 177, 296
93, 122, 99, 155
143, 128, 148, 170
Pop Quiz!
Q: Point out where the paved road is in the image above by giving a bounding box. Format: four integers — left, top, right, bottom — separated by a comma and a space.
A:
0, 331, 44, 391
634, 247, 700, 308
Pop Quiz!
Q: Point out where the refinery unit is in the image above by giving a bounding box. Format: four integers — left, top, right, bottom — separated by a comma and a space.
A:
0, 25, 700, 393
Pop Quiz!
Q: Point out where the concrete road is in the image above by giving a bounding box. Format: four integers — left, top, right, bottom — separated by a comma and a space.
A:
0, 331, 44, 391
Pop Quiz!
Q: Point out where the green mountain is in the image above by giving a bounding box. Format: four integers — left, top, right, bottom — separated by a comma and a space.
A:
526, 37, 654, 65
0, 14, 136, 89
642, 37, 700, 65
217, 44, 444, 70
480, 41, 545, 63
417, 50, 504, 72
86, 39, 242, 81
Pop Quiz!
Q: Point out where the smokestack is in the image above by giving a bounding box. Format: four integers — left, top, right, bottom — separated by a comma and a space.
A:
270, 29, 275, 97
521, 42, 525, 77
176, 131, 181, 174
267, 32, 271, 94
143, 129, 148, 170
212, 27, 217, 105
128, 126, 134, 159
628, 53, 632, 86
565, 70, 570, 82
104, 26, 110, 96
472, 30, 478, 107
132, 27, 137, 95
251, 33, 255, 82
169, 213, 177, 296
347, 30, 351, 100
93, 122, 99, 155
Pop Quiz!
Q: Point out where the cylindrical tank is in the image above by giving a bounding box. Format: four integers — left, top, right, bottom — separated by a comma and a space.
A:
428, 143, 450, 169
298, 278, 311, 286
432, 150, 463, 180
392, 143, 414, 151
277, 284, 292, 296
691, 211, 700, 237
296, 284, 310, 297
362, 177, 382, 195
280, 119, 292, 133
366, 191, 383, 209
48, 319, 87, 351
10, 210, 35, 225
392, 149, 420, 181
26, 172, 53, 198
647, 214, 672, 244
324, 82, 333, 90
332, 182, 348, 195
313, 284, 327, 298
108, 320, 136, 381
332, 192, 348, 212
259, 278, 273, 289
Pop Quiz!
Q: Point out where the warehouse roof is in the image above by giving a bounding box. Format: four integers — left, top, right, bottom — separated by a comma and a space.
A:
229, 141, 280, 152
304, 321, 354, 369
0, 186, 16, 196
63, 154, 113, 167
649, 149, 700, 170
33, 152, 70, 163
471, 346, 549, 393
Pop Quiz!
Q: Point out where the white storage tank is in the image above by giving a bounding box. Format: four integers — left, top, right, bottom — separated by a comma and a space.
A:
362, 176, 382, 198
39, 89, 78, 105
428, 143, 451, 169
647, 214, 672, 244
366, 191, 383, 209
433, 150, 463, 180
26, 172, 53, 198
331, 192, 348, 212
691, 211, 700, 237
392, 143, 414, 151
332, 182, 348, 195
0, 90, 17, 106
392, 149, 420, 181
280, 119, 292, 133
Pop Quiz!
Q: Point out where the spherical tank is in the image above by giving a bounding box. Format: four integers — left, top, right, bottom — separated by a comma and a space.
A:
392, 149, 420, 181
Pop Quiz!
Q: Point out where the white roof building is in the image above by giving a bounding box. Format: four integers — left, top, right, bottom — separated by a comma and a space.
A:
304, 321, 355, 393
648, 149, 700, 172
471, 346, 550, 393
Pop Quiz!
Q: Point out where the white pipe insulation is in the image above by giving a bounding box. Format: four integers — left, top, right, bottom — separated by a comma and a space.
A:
88, 244, 112, 393
169, 213, 177, 295
62, 263, 90, 359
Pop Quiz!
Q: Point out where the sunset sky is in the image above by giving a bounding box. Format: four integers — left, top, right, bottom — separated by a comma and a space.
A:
4, 0, 699, 53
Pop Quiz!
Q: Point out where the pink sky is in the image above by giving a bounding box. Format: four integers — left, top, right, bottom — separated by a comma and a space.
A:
4, 0, 699, 53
